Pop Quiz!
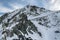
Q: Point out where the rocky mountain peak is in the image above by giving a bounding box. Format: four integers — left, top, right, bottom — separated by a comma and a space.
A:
0, 5, 60, 40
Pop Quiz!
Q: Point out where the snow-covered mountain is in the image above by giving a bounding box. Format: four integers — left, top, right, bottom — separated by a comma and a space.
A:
0, 5, 60, 40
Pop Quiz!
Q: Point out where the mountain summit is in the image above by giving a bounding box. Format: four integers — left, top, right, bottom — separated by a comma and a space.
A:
0, 5, 60, 40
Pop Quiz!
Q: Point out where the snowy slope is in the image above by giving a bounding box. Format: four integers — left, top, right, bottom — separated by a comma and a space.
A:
0, 5, 60, 40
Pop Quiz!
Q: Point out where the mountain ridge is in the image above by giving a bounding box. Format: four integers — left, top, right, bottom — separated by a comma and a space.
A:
0, 5, 60, 40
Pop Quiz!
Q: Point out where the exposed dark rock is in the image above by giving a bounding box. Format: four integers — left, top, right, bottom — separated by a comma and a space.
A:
55, 31, 60, 33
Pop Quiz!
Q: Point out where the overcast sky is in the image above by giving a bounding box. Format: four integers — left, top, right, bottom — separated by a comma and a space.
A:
0, 0, 60, 16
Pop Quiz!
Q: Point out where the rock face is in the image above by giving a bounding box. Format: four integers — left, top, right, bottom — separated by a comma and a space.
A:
0, 5, 60, 40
